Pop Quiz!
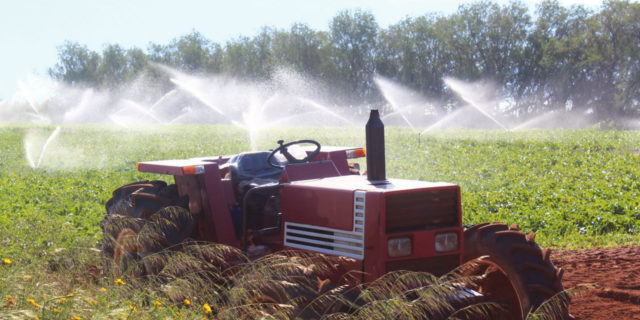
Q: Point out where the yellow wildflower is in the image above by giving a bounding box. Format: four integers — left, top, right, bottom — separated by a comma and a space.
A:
100, 287, 107, 292
5, 295, 15, 307
183, 298, 191, 305
72, 316, 82, 320
154, 300, 162, 307
27, 298, 41, 308
129, 303, 137, 311
115, 278, 126, 285
59, 297, 68, 302
53, 308, 62, 313
203, 303, 212, 314
2, 258, 11, 265
69, 292, 77, 296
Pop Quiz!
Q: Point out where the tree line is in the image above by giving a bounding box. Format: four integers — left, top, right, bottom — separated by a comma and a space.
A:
49, 0, 640, 119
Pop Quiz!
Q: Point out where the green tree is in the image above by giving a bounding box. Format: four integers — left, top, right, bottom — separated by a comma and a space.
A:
584, 0, 640, 117
450, 1, 530, 95
45, 1, 640, 117
376, 15, 449, 99
328, 9, 379, 101
222, 28, 274, 79
49, 41, 102, 86
99, 44, 129, 87
153, 31, 220, 72
520, 0, 592, 114
271, 23, 329, 77
125, 47, 149, 77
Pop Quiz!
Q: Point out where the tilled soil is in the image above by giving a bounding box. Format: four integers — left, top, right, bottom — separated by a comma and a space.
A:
553, 246, 640, 319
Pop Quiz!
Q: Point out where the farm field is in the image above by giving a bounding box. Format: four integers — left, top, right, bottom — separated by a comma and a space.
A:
1, 124, 640, 318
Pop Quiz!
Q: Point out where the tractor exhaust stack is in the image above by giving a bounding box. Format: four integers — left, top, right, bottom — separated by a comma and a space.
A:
366, 109, 386, 182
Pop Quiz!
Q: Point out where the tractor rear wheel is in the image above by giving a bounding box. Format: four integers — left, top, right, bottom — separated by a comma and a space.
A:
105, 180, 182, 219
462, 223, 568, 320
101, 180, 194, 274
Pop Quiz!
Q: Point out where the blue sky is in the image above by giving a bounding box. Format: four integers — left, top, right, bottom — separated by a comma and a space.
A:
0, 0, 602, 101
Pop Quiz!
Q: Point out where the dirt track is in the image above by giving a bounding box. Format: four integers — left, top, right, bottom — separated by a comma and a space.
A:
553, 246, 640, 319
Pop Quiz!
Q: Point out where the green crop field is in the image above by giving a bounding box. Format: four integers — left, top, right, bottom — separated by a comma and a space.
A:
1, 124, 639, 318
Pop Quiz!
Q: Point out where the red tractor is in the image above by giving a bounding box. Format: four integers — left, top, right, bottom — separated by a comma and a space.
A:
102, 110, 567, 319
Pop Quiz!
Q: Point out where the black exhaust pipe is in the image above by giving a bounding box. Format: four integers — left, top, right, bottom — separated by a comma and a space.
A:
366, 109, 386, 182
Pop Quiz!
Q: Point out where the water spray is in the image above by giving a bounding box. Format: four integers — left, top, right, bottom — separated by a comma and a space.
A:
373, 76, 418, 132
295, 97, 354, 125
18, 80, 40, 115
122, 99, 163, 123
25, 126, 61, 169
170, 77, 227, 117
420, 107, 468, 135
444, 77, 509, 131
150, 89, 178, 111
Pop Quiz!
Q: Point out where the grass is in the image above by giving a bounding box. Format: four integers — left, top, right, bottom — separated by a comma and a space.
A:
1, 244, 576, 319
1, 123, 639, 318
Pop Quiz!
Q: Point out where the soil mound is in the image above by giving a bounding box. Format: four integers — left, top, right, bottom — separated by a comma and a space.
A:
554, 246, 640, 319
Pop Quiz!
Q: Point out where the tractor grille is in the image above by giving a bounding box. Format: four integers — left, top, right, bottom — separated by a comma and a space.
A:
284, 222, 365, 259
385, 189, 458, 234
385, 255, 460, 276
283, 191, 366, 260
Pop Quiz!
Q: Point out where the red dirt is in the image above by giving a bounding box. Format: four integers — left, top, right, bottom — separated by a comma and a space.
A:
553, 246, 640, 319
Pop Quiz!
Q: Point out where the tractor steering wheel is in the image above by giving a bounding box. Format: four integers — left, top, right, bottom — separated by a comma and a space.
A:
267, 139, 321, 168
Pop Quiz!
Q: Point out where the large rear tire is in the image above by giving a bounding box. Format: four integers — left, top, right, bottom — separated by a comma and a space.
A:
105, 180, 181, 218
101, 180, 194, 274
463, 223, 568, 320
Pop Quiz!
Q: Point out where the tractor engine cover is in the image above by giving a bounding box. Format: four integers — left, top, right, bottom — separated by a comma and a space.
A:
279, 174, 463, 282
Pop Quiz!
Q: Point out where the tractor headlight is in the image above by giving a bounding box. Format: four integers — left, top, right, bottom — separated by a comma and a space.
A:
387, 237, 412, 258
435, 232, 458, 253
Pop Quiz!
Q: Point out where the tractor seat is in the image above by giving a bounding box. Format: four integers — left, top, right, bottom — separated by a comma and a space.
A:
226, 151, 285, 200
227, 151, 285, 182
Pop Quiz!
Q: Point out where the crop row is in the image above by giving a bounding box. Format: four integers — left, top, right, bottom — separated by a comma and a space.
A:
0, 125, 639, 260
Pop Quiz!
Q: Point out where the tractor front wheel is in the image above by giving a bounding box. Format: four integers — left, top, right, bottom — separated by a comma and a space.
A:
462, 223, 568, 320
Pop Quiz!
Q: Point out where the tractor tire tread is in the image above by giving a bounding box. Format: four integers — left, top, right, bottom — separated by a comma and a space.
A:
101, 180, 192, 275
464, 222, 566, 319
494, 230, 527, 242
